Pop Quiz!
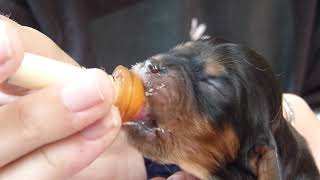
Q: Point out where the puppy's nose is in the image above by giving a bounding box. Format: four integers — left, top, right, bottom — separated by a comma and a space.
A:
145, 60, 161, 74
148, 63, 161, 74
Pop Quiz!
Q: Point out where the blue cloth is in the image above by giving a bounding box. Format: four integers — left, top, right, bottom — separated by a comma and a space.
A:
144, 158, 181, 179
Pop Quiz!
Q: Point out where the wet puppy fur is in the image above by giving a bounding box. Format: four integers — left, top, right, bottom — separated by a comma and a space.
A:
123, 38, 319, 179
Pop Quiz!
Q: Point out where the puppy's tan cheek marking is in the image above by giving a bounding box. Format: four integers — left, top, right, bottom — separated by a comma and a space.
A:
221, 125, 240, 161
175, 124, 239, 179
179, 163, 210, 180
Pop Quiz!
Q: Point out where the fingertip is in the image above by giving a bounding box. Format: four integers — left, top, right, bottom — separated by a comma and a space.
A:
92, 68, 116, 104
167, 171, 197, 180
92, 106, 122, 146
111, 105, 122, 127
80, 106, 121, 141
0, 18, 24, 83
0, 91, 18, 105
151, 177, 166, 180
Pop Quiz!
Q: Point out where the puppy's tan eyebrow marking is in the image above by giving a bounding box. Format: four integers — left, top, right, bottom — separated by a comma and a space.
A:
203, 60, 226, 77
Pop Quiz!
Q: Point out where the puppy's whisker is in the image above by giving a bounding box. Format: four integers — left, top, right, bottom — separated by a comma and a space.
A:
241, 57, 270, 72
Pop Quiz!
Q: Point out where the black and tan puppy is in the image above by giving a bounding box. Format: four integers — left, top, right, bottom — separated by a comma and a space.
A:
123, 38, 319, 179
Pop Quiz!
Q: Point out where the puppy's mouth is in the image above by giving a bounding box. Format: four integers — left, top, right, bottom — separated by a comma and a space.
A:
122, 106, 158, 132
121, 60, 171, 139
121, 92, 167, 141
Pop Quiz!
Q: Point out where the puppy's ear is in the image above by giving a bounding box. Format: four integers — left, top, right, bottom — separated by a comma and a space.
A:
247, 144, 282, 180
189, 18, 210, 41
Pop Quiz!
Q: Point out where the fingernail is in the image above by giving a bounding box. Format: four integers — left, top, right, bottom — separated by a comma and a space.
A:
0, 21, 13, 64
167, 175, 185, 180
81, 107, 120, 140
167, 172, 194, 180
61, 69, 113, 112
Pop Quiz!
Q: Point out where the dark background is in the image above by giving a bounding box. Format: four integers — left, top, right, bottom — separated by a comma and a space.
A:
1, 0, 319, 108
90, 0, 295, 90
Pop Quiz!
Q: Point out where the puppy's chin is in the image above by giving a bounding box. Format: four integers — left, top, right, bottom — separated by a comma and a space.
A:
122, 61, 177, 161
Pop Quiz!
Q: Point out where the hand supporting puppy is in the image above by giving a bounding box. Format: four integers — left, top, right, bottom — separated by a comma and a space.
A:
0, 16, 121, 179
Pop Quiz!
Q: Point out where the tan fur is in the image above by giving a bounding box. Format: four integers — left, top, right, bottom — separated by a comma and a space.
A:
175, 124, 239, 179
203, 61, 226, 77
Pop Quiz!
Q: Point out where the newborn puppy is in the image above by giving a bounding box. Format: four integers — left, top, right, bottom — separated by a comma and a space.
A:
123, 38, 319, 179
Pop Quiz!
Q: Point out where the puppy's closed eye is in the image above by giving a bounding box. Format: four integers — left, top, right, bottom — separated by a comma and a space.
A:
198, 76, 236, 120
200, 76, 225, 90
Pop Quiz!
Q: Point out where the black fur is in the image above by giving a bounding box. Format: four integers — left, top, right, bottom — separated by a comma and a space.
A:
126, 38, 319, 179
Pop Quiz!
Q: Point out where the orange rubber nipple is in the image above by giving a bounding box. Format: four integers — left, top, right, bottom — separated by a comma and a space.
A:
112, 65, 145, 122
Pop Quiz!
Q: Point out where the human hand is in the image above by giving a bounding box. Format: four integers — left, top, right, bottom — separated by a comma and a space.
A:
283, 94, 320, 170
0, 16, 121, 179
